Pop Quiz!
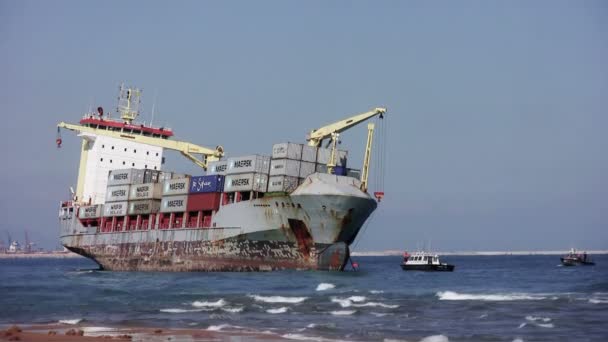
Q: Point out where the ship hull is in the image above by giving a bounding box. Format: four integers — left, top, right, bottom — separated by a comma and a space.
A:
60, 174, 377, 271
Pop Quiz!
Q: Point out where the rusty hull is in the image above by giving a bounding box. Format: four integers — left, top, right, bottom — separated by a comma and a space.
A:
60, 173, 376, 272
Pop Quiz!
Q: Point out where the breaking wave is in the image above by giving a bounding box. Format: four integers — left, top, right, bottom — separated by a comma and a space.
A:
160, 308, 204, 313
249, 295, 308, 303
192, 299, 227, 308
205, 324, 243, 331
282, 333, 348, 342
330, 310, 356, 316
437, 291, 547, 301
353, 302, 399, 309
58, 319, 83, 325
525, 316, 551, 323
370, 290, 384, 294
316, 283, 336, 291
222, 307, 244, 313
330, 296, 367, 308
267, 307, 289, 314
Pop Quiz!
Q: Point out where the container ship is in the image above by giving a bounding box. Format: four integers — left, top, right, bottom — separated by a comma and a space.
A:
57, 85, 386, 271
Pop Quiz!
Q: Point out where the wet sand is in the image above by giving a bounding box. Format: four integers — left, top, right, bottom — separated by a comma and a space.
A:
0, 324, 286, 342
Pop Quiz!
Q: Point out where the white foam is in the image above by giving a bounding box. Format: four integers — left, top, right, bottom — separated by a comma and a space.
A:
331, 297, 352, 308
316, 283, 336, 291
536, 323, 554, 328
330, 310, 356, 316
479, 314, 488, 319
517, 323, 527, 329
307, 323, 317, 328
267, 307, 289, 314
282, 333, 348, 342
525, 316, 551, 323
192, 299, 227, 308
160, 308, 204, 313
437, 291, 546, 301
589, 298, 608, 304
348, 296, 366, 302
370, 290, 384, 294
249, 295, 308, 303
205, 324, 243, 331
512, 339, 524, 342
222, 307, 244, 313
353, 302, 399, 309
58, 319, 83, 325
419, 335, 449, 342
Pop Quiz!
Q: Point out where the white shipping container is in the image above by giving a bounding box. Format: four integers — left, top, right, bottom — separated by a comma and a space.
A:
105, 184, 130, 202
128, 200, 161, 215
301, 145, 318, 162
160, 195, 188, 213
272, 142, 303, 160
269, 159, 300, 177
299, 161, 316, 178
78, 205, 102, 219
227, 155, 270, 175
267, 175, 299, 193
224, 173, 269, 192
103, 201, 128, 217
129, 183, 162, 200
107, 168, 145, 186
207, 160, 229, 175
316, 148, 348, 167
162, 178, 190, 196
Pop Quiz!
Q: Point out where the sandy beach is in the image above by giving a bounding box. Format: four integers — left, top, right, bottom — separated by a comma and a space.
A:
0, 324, 286, 342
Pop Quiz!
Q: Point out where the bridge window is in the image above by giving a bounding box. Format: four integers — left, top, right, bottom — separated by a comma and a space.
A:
124, 148, 127, 152
100, 158, 103, 162
123, 161, 125, 165
132, 163, 135, 167
111, 146, 114, 150
134, 149, 137, 153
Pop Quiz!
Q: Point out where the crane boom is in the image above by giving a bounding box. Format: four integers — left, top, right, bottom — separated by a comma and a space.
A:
306, 107, 386, 147
57, 121, 224, 170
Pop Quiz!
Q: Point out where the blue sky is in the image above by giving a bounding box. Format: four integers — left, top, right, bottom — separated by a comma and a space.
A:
1, 1, 606, 251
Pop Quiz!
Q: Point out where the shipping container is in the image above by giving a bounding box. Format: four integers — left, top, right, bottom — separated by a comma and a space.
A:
316, 148, 348, 167
172, 173, 189, 179
143, 169, 161, 183
207, 160, 229, 175
267, 175, 299, 193
128, 200, 161, 215
333, 166, 347, 176
162, 177, 190, 196
160, 171, 173, 182
272, 142, 303, 160
129, 183, 162, 200
189, 175, 225, 193
78, 205, 102, 219
299, 161, 316, 178
160, 195, 188, 213
269, 159, 300, 177
103, 201, 128, 217
346, 168, 361, 179
226, 155, 270, 175
107, 168, 145, 186
224, 173, 269, 192
301, 145, 318, 162
105, 184, 130, 202
186, 193, 222, 211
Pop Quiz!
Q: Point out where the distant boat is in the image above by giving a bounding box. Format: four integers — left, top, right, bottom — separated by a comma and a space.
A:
560, 248, 595, 266
401, 251, 454, 272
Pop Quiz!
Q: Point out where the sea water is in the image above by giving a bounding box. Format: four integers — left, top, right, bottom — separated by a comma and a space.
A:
1, 255, 607, 341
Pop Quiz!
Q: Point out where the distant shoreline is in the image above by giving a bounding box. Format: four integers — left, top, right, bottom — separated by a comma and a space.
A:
352, 250, 608, 256
0, 252, 83, 259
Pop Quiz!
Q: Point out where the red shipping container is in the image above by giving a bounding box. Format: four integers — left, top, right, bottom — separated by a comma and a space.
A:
187, 193, 221, 212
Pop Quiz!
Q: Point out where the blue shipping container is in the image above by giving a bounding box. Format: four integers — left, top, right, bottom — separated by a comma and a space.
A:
333, 166, 347, 176
189, 175, 225, 193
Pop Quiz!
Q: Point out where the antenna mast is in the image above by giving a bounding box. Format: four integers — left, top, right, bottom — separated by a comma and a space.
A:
117, 84, 142, 124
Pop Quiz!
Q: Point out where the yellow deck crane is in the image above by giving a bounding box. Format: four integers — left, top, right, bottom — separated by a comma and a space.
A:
306, 107, 386, 193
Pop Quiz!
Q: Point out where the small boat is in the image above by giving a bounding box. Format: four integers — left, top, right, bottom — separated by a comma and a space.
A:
560, 248, 595, 266
401, 251, 454, 272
